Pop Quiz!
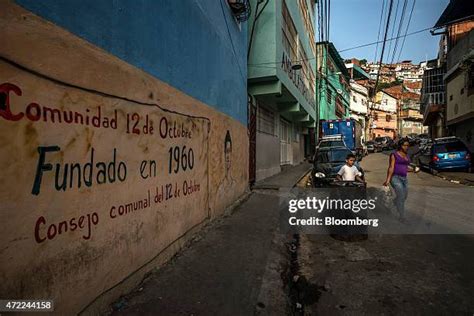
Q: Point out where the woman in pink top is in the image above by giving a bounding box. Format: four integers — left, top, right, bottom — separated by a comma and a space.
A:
383, 138, 419, 222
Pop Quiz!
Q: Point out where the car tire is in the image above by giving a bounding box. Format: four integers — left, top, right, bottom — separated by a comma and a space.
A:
429, 167, 438, 175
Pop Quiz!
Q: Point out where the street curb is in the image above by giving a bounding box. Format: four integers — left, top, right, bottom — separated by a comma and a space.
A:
435, 174, 474, 187
293, 168, 312, 188
223, 189, 253, 216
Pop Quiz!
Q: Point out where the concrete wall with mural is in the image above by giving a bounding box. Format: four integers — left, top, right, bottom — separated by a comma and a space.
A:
0, 1, 248, 314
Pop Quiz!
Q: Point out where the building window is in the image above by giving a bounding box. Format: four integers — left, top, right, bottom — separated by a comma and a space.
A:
374, 112, 378, 120
386, 114, 391, 122
257, 105, 275, 135
461, 88, 464, 95
293, 124, 299, 142
353, 96, 357, 103
298, 0, 316, 57
282, 0, 298, 62
450, 94, 453, 101
327, 90, 333, 104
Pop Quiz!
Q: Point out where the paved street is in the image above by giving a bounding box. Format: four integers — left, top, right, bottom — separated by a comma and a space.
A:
110, 154, 473, 315
299, 152, 474, 315
109, 163, 311, 315
2, 1, 473, 314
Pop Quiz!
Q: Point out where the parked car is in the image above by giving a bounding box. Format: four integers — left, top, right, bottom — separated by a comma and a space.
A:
374, 136, 395, 151
311, 146, 364, 187
417, 133, 430, 141
366, 140, 376, 153
316, 135, 347, 151
413, 134, 431, 147
418, 137, 471, 174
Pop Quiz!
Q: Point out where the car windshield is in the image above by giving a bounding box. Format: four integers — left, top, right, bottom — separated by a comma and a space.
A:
317, 149, 351, 163
319, 140, 345, 148
375, 137, 385, 142
366, 141, 374, 145
434, 141, 467, 153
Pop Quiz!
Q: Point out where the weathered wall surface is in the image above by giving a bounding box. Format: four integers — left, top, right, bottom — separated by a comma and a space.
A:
0, 2, 248, 314
446, 71, 474, 123
292, 140, 305, 165
256, 132, 280, 181
15, 0, 248, 125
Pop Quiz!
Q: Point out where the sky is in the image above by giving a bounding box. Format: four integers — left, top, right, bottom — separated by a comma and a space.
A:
329, 0, 450, 64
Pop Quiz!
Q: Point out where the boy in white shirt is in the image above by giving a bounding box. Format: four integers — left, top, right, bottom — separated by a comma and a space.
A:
336, 153, 364, 182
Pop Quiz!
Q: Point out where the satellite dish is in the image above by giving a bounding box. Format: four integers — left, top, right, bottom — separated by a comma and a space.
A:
336, 89, 343, 95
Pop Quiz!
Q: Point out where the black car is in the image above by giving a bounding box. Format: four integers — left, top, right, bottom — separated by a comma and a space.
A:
374, 136, 395, 151
366, 140, 376, 153
311, 146, 365, 187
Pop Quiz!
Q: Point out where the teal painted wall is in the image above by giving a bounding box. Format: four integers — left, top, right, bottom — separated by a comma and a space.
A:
276, 0, 316, 117
317, 47, 350, 121
248, 0, 277, 80
248, 0, 317, 119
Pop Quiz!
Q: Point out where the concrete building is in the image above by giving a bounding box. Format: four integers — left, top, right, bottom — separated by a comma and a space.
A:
316, 42, 351, 121
370, 91, 398, 138
399, 95, 425, 136
432, 0, 474, 150
384, 85, 425, 137
349, 81, 369, 143
346, 61, 371, 143
445, 29, 474, 151
0, 1, 249, 314
248, 0, 317, 181
421, 59, 447, 138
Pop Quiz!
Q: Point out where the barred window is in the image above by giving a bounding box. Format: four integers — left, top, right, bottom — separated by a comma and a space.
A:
327, 90, 333, 104
257, 105, 275, 135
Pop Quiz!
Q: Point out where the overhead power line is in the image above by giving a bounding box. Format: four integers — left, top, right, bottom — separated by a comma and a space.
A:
247, 25, 432, 67
339, 26, 431, 53
396, 0, 417, 63
390, 0, 408, 64
374, 0, 387, 63
386, 0, 401, 63
374, 0, 395, 95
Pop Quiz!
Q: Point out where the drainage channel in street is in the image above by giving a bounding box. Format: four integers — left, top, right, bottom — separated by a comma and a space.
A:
282, 171, 322, 315
283, 170, 374, 314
